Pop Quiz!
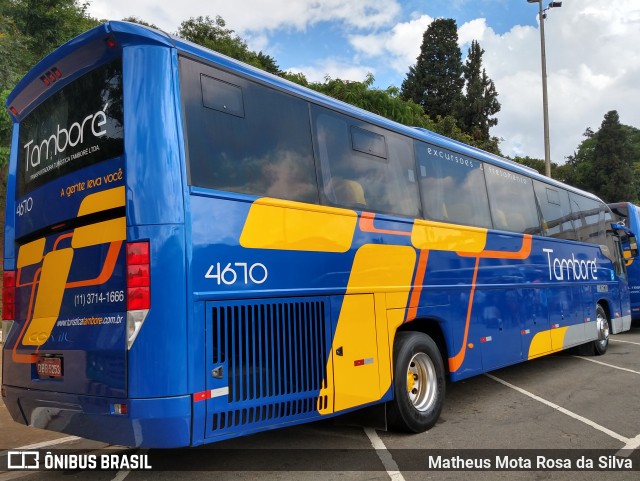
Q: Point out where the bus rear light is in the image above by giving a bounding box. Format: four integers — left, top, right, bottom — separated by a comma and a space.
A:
9, 106, 18, 116
126, 309, 148, 350
127, 242, 149, 265
41, 75, 50, 86
112, 403, 128, 415
126, 242, 150, 349
127, 241, 150, 311
127, 287, 150, 310
106, 37, 117, 49
2, 271, 16, 321
52, 67, 62, 78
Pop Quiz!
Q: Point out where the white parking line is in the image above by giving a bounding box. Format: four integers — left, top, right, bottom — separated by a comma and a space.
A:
364, 428, 406, 481
572, 356, 640, 375
610, 339, 640, 346
0, 436, 81, 455
484, 373, 629, 444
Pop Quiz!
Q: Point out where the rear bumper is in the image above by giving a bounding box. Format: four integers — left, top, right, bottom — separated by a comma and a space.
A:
2, 385, 192, 448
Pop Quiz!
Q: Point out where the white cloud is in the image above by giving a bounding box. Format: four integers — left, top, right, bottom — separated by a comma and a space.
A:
347, 0, 640, 164
86, 0, 640, 165
349, 15, 433, 73
88, 0, 401, 34
286, 58, 374, 84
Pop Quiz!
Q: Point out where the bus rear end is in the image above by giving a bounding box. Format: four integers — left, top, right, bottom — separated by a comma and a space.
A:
2, 22, 190, 447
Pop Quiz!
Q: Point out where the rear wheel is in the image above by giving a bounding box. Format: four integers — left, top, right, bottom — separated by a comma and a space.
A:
387, 332, 445, 433
593, 304, 610, 356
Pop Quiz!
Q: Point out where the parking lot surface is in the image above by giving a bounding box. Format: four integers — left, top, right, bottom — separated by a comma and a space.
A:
2, 324, 640, 480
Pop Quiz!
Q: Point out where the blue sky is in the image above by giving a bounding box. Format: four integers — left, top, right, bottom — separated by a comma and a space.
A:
86, 1, 640, 165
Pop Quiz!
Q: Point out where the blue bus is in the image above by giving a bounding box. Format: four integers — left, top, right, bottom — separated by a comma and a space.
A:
2, 21, 632, 448
608, 202, 640, 320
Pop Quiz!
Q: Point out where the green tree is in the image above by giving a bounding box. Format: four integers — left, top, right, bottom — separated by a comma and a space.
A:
459, 40, 500, 150
400, 18, 464, 122
591, 111, 636, 202
4, 0, 98, 61
298, 73, 474, 146
564, 111, 639, 202
176, 16, 280, 74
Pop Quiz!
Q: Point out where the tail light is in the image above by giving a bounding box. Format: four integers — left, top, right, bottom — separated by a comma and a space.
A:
126, 242, 150, 350
2, 271, 16, 320
126, 242, 150, 310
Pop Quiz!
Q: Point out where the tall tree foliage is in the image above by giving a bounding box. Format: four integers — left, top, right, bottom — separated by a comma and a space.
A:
564, 111, 639, 202
177, 16, 280, 75
293, 73, 475, 146
4, 0, 98, 60
459, 40, 500, 151
400, 18, 464, 122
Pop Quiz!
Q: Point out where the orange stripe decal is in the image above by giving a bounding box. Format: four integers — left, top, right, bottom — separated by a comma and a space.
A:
458, 234, 532, 260
406, 250, 429, 322
66, 240, 123, 288
12, 268, 42, 364
448, 256, 481, 372
359, 212, 412, 237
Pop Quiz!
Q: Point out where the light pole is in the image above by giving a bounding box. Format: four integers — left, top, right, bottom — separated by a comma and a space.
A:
527, 0, 562, 178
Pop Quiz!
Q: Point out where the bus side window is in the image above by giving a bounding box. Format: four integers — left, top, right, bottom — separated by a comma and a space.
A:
180, 57, 319, 204
416, 142, 492, 229
312, 106, 421, 218
533, 182, 576, 240
484, 165, 542, 235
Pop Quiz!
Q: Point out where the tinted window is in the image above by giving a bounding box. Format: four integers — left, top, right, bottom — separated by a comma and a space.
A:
180, 57, 319, 204
570, 193, 607, 245
312, 107, 421, 217
416, 143, 491, 228
485, 165, 541, 234
18, 59, 124, 196
533, 181, 576, 240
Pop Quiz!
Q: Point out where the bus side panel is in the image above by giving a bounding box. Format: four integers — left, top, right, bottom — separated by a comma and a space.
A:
126, 224, 188, 398
123, 45, 185, 227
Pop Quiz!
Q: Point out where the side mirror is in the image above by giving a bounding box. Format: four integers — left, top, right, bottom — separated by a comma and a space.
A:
612, 223, 639, 258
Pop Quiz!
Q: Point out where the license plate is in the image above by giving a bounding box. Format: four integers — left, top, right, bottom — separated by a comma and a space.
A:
36, 357, 63, 378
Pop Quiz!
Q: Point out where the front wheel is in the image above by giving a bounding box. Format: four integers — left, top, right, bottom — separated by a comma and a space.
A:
387, 332, 445, 433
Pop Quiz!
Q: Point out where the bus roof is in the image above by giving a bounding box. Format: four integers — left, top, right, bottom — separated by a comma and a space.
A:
8, 20, 602, 204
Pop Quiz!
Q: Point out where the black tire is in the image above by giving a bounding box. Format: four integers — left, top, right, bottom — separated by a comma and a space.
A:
576, 304, 610, 356
387, 331, 445, 433
593, 304, 610, 356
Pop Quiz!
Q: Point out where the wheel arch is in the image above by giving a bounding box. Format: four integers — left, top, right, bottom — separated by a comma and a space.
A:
396, 317, 449, 375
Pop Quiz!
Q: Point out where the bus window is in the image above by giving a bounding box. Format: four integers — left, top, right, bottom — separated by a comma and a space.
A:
181, 58, 319, 204
17, 60, 124, 197
533, 181, 577, 240
312, 107, 421, 217
570, 193, 606, 245
485, 165, 541, 234
415, 142, 492, 228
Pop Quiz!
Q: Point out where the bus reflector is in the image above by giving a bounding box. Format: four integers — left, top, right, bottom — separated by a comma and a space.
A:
2, 271, 16, 320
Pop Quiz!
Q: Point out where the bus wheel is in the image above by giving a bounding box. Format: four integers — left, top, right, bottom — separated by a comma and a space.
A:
593, 304, 610, 356
387, 332, 445, 433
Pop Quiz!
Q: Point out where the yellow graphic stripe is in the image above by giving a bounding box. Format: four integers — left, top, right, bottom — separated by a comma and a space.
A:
240, 198, 357, 253
528, 327, 567, 359
22, 249, 74, 346
411, 219, 487, 253
78, 186, 125, 216
322, 244, 416, 414
71, 217, 126, 248
17, 238, 46, 268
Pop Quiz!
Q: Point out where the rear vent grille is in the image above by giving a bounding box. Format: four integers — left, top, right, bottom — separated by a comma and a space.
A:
210, 298, 330, 432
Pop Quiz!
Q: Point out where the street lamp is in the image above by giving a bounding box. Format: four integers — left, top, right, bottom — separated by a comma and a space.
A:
527, 0, 562, 178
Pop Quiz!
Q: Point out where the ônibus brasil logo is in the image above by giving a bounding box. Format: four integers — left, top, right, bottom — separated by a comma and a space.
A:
22, 103, 110, 173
